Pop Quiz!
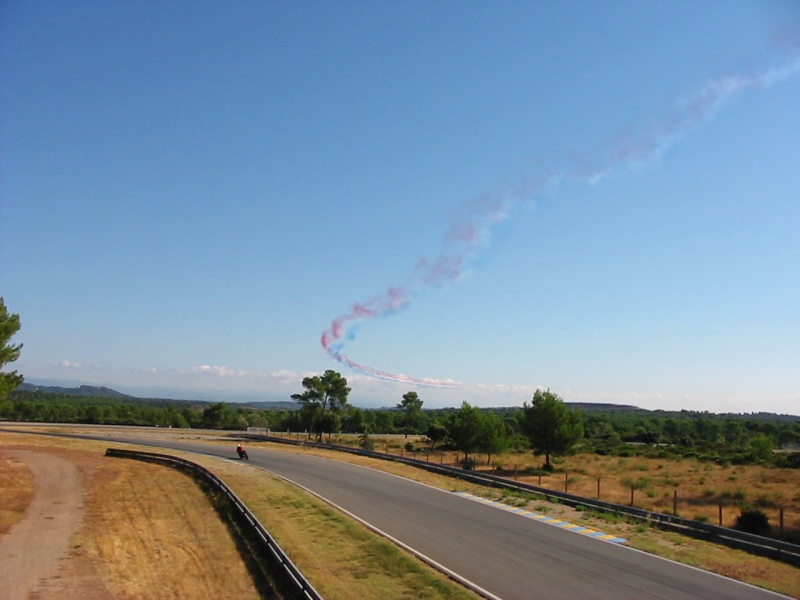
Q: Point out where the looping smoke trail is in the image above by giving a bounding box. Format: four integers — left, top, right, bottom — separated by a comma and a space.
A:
321, 54, 800, 386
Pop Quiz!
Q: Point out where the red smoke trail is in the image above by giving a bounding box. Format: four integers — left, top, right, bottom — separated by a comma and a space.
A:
321, 54, 800, 386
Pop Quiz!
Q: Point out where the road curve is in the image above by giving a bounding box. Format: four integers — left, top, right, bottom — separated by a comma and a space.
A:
18, 429, 790, 600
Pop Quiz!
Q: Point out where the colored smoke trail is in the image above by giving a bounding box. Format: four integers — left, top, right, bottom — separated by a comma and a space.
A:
321, 54, 800, 386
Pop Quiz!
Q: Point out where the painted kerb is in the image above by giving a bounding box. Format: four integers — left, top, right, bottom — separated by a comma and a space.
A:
105, 448, 323, 600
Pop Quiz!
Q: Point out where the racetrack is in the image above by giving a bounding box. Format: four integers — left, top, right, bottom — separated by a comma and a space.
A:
87, 433, 788, 600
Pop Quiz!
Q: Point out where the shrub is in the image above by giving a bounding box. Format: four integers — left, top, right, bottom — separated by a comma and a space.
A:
734, 509, 770, 536
774, 452, 800, 469
461, 456, 476, 470
359, 433, 375, 451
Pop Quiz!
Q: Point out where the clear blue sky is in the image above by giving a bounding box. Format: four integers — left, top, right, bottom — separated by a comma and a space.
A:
2, 1, 799, 413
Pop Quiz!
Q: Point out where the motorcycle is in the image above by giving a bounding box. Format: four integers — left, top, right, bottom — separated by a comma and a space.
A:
236, 447, 249, 460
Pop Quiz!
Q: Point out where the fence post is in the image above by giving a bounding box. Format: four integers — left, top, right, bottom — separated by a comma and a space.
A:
597, 477, 601, 500
719, 499, 723, 526
630, 486, 635, 506
780, 507, 784, 539
564, 472, 568, 494
514, 465, 518, 481
673, 489, 678, 516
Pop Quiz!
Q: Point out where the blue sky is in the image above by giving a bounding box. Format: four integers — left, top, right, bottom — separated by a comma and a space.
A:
2, 1, 799, 413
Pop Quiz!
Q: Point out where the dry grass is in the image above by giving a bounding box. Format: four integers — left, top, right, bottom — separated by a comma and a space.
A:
0, 451, 35, 533
82, 456, 260, 599
5, 426, 798, 598
0, 432, 260, 599
0, 430, 480, 600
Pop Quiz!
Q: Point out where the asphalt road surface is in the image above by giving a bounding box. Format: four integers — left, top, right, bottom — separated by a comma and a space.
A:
29, 430, 793, 600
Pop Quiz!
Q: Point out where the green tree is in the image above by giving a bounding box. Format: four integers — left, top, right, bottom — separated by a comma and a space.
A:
341, 406, 368, 433
748, 434, 775, 462
446, 401, 484, 462
201, 402, 238, 429
291, 370, 350, 440
479, 411, 509, 464
0, 298, 24, 400
426, 421, 448, 451
397, 391, 424, 438
518, 389, 583, 471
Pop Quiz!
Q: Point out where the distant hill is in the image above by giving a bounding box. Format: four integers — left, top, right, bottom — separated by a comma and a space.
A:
13, 382, 299, 410
567, 402, 642, 412
240, 401, 301, 410
17, 382, 133, 398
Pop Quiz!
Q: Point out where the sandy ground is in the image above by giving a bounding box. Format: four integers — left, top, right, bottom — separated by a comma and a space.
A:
0, 450, 112, 600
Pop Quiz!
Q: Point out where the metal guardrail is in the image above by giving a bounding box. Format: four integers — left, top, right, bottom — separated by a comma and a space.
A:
250, 434, 800, 566
105, 448, 322, 600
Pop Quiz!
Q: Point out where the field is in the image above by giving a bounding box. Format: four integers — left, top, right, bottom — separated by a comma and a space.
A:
322, 433, 800, 533
2, 425, 799, 598
0, 427, 479, 600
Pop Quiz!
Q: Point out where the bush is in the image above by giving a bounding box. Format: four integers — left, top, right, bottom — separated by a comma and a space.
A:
359, 433, 375, 451
734, 509, 770, 536
774, 452, 800, 469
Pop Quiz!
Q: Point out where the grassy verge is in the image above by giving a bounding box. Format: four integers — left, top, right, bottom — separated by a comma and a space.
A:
197, 458, 480, 600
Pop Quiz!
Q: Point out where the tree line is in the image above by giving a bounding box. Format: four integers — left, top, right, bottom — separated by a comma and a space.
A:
4, 375, 799, 469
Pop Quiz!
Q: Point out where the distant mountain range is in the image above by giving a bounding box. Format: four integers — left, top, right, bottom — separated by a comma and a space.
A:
14, 381, 797, 419
16, 381, 301, 410
18, 382, 133, 398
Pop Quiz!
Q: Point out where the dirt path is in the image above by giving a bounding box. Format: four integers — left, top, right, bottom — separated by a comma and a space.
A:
0, 450, 110, 600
